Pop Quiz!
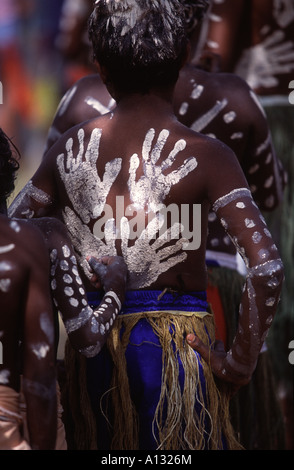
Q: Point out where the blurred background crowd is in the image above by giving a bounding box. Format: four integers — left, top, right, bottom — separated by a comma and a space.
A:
0, 0, 94, 185
0, 0, 293, 450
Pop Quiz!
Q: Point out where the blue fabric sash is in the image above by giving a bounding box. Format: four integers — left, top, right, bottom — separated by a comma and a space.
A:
86, 289, 212, 450
87, 289, 208, 314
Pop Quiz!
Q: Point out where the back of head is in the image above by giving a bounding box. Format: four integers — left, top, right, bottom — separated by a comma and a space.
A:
0, 128, 19, 205
88, 0, 188, 94
179, 0, 210, 36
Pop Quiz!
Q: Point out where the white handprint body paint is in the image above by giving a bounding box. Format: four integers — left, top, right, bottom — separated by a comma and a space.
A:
60, 127, 199, 288
235, 30, 294, 90
57, 128, 122, 223
273, 0, 294, 28
120, 215, 188, 289
128, 128, 198, 212
64, 205, 189, 289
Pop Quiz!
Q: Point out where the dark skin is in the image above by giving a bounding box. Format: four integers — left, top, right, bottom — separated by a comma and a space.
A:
0, 210, 127, 449
9, 54, 284, 392
0, 127, 127, 451
30, 217, 127, 356
0, 214, 57, 449
44, 66, 286, 259
199, 0, 294, 95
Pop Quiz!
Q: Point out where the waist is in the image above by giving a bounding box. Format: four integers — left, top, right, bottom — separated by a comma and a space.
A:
87, 289, 208, 315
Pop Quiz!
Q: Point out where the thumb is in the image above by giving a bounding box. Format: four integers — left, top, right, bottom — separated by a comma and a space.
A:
186, 333, 210, 362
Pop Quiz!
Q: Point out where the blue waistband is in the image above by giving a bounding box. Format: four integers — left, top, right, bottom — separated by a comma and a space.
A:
87, 289, 208, 315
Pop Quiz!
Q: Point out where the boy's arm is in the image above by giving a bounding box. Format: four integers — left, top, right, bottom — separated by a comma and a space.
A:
22, 226, 57, 450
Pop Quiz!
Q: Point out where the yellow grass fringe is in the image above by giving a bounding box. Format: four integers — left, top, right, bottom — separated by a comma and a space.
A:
105, 310, 243, 450
63, 310, 243, 450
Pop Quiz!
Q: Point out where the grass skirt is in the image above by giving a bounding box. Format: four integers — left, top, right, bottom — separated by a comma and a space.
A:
63, 291, 241, 450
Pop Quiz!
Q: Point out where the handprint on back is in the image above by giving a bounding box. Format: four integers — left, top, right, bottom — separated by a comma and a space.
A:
57, 128, 122, 223
128, 128, 198, 212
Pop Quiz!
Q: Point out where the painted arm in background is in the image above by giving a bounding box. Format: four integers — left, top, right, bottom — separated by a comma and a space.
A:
21, 222, 57, 450
44, 74, 115, 154
188, 187, 284, 392
199, 0, 245, 72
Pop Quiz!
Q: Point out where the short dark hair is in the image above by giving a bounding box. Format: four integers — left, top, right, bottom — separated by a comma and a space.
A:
88, 0, 188, 94
0, 128, 20, 202
180, 0, 210, 36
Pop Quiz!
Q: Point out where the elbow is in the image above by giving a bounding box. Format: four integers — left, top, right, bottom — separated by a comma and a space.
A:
78, 342, 102, 358
248, 257, 284, 300
68, 333, 103, 358
264, 258, 285, 301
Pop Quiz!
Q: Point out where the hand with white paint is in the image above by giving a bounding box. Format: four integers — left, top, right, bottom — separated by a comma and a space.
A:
120, 215, 187, 289
88, 255, 128, 303
41, 218, 126, 360
128, 128, 197, 212
57, 128, 122, 223
63, 206, 117, 278
234, 30, 294, 90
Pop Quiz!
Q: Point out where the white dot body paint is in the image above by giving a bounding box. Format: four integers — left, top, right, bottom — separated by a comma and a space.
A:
245, 218, 256, 228
32, 343, 50, 360
50, 249, 57, 262
9, 220, 20, 232
0, 370, 10, 384
62, 245, 71, 258
0, 261, 13, 272
69, 298, 79, 307
212, 185, 284, 375
60, 260, 69, 271
63, 274, 73, 284
223, 111, 236, 123
64, 286, 74, 297
0, 244, 15, 254
231, 132, 243, 140
0, 279, 11, 293
191, 84, 204, 100
252, 231, 263, 244
179, 102, 188, 116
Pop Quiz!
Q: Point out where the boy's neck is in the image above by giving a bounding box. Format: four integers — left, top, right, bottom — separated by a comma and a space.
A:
115, 87, 175, 114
